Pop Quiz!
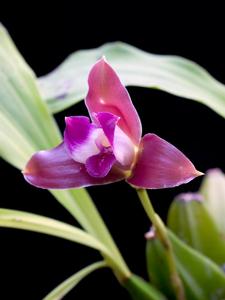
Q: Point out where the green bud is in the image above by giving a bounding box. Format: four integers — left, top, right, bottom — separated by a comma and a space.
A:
167, 192, 225, 265
200, 168, 225, 236
146, 228, 176, 299
146, 229, 225, 300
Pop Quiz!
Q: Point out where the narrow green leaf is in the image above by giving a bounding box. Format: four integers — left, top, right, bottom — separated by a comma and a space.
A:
0, 24, 130, 280
200, 169, 225, 236
146, 230, 225, 300
51, 189, 131, 279
0, 24, 61, 169
39, 42, 225, 118
123, 274, 166, 300
51, 189, 119, 249
0, 208, 129, 281
0, 209, 109, 254
43, 261, 107, 300
167, 193, 225, 265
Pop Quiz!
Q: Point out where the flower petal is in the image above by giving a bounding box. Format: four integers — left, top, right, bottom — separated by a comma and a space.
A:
95, 112, 119, 146
23, 143, 125, 189
85, 58, 142, 145
113, 126, 136, 168
64, 116, 102, 163
96, 112, 135, 168
86, 149, 116, 178
127, 133, 202, 189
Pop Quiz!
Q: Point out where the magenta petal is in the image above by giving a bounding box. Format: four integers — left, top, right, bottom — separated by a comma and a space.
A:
23, 143, 125, 189
96, 112, 135, 168
96, 112, 119, 146
85, 58, 142, 145
86, 150, 116, 178
127, 134, 202, 189
64, 116, 100, 163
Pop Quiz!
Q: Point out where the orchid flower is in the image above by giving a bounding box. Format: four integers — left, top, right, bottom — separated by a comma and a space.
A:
23, 58, 202, 189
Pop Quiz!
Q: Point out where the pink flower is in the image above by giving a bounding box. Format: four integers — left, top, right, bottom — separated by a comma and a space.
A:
23, 59, 202, 189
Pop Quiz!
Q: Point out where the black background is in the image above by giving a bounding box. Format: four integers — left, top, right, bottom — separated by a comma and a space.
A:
0, 4, 225, 300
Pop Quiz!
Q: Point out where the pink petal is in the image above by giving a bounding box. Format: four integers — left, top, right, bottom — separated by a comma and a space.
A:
85, 58, 142, 145
23, 143, 125, 189
127, 133, 202, 189
113, 126, 136, 168
96, 112, 135, 168
64, 116, 102, 163
86, 149, 116, 177
95, 112, 119, 146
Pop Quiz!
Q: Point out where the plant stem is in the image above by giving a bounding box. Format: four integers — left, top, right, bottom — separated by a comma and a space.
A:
136, 189, 186, 300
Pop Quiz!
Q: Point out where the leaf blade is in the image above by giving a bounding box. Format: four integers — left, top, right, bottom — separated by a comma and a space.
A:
0, 24, 61, 169
39, 42, 225, 118
43, 261, 107, 300
0, 25, 130, 280
0, 209, 109, 254
50, 189, 131, 279
124, 274, 167, 300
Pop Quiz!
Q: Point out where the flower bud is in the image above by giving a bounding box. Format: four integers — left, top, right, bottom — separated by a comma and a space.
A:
200, 168, 225, 236
167, 192, 225, 265
146, 229, 225, 299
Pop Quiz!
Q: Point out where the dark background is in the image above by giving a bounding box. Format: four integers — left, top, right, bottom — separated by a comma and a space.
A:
0, 5, 225, 300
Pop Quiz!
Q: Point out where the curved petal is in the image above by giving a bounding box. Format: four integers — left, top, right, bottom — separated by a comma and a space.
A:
23, 143, 125, 189
95, 112, 119, 146
85, 58, 142, 145
96, 112, 135, 168
127, 133, 202, 189
113, 126, 136, 168
86, 149, 116, 178
64, 116, 102, 163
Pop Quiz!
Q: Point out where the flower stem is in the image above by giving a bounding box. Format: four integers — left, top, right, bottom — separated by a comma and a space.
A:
136, 189, 186, 300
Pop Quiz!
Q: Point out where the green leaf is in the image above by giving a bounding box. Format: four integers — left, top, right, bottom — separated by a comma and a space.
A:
123, 274, 166, 300
51, 189, 120, 253
0, 207, 129, 281
51, 189, 131, 280
200, 169, 225, 236
0, 24, 130, 280
0, 24, 61, 169
167, 193, 225, 265
43, 261, 107, 300
39, 42, 225, 117
43, 263, 166, 300
146, 230, 225, 300
0, 209, 109, 254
